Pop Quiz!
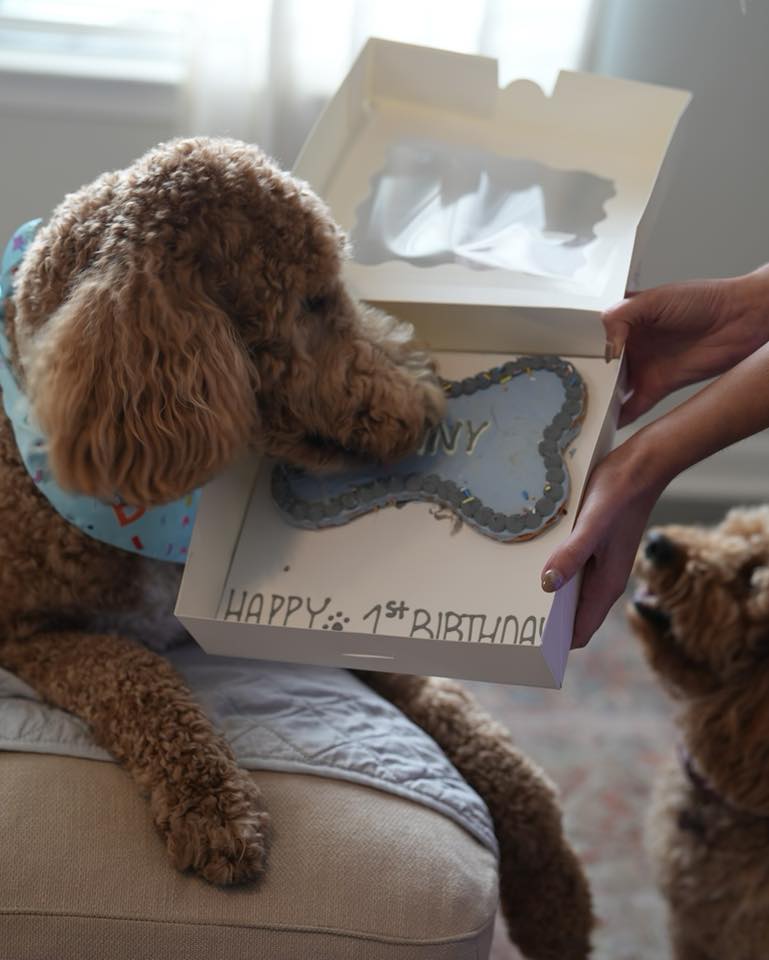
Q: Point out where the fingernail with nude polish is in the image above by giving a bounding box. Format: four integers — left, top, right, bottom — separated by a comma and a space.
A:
541, 569, 565, 592
604, 340, 614, 363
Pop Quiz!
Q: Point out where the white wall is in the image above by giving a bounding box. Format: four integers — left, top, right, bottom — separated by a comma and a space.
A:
586, 0, 769, 503
0, 71, 177, 244
588, 0, 769, 284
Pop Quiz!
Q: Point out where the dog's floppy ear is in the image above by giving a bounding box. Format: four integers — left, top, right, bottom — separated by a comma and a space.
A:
26, 264, 256, 506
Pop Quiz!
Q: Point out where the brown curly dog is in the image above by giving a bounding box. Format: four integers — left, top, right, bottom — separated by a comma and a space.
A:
631, 506, 769, 960
0, 137, 591, 958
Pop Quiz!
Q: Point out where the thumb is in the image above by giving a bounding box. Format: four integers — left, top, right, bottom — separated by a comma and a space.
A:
540, 504, 609, 593
602, 288, 664, 358
602, 297, 635, 358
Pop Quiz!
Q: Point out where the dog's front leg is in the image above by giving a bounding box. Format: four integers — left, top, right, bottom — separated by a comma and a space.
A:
357, 671, 593, 960
0, 631, 269, 885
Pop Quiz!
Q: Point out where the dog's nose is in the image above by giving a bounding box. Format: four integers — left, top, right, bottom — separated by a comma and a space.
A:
644, 531, 680, 567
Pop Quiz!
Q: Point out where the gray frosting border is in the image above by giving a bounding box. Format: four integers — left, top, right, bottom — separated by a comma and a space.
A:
272, 356, 587, 543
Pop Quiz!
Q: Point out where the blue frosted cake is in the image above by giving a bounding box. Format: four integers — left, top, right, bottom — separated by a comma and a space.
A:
271, 356, 587, 543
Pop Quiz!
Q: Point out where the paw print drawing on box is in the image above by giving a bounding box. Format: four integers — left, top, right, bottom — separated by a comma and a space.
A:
323, 611, 351, 631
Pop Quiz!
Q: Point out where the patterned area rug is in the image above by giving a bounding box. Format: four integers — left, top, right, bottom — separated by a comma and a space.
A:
469, 591, 675, 960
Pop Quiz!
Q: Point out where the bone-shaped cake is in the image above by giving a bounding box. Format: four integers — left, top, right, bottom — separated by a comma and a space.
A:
271, 356, 587, 542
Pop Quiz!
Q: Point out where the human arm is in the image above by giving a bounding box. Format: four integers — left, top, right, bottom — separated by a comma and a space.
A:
541, 265, 769, 648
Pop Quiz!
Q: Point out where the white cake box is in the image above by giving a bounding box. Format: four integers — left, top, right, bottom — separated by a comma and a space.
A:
176, 39, 690, 688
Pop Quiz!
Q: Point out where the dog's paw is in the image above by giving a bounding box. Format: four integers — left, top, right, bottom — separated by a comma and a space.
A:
155, 771, 270, 886
395, 374, 446, 458
359, 390, 443, 464
362, 366, 447, 464
417, 374, 447, 429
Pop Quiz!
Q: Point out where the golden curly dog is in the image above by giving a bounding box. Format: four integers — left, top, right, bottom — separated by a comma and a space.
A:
631, 507, 769, 960
0, 137, 592, 958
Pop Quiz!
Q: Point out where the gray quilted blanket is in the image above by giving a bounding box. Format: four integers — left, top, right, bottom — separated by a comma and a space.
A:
0, 643, 497, 855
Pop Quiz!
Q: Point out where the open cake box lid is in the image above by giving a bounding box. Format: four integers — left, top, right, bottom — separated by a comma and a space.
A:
176, 40, 690, 688
293, 37, 692, 357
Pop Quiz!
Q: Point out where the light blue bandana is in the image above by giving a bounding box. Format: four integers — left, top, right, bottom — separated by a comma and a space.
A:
0, 220, 200, 563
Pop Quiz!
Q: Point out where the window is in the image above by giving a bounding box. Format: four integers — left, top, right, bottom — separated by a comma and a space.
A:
0, 0, 190, 80
0, 1, 595, 92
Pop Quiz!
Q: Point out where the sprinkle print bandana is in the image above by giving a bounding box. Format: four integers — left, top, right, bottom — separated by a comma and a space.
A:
0, 220, 199, 563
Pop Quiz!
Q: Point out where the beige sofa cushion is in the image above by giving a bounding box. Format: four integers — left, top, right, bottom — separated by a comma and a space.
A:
0, 754, 498, 960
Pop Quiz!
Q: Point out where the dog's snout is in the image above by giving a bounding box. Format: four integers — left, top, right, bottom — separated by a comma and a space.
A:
644, 531, 680, 567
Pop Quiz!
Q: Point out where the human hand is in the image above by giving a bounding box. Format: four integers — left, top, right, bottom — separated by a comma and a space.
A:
605, 264, 769, 427
541, 430, 666, 649
539, 264, 769, 647
542, 262, 769, 648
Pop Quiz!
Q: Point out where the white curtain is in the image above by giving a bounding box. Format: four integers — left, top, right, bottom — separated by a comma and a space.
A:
180, 0, 596, 167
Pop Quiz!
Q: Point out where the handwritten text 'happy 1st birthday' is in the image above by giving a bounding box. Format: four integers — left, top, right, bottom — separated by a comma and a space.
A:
222, 591, 545, 644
